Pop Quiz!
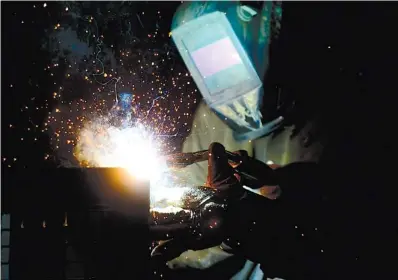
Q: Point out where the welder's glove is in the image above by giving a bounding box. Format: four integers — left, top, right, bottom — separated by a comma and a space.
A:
206, 142, 246, 201
206, 142, 282, 200
229, 149, 282, 200
232, 149, 279, 188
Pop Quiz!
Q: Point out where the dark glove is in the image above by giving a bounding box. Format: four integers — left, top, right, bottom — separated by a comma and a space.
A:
232, 149, 280, 188
206, 142, 246, 200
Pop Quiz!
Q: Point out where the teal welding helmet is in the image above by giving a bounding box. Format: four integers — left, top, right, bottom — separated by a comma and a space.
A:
171, 1, 283, 141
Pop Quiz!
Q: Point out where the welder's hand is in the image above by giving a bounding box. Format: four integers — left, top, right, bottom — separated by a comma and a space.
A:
206, 142, 245, 200
231, 150, 282, 200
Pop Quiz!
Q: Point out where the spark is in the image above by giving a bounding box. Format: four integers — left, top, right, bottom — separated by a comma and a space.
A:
74, 116, 165, 181
72, 110, 193, 208
8, 7, 202, 211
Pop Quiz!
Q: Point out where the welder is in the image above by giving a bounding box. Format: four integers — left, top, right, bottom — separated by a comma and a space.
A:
155, 2, 324, 278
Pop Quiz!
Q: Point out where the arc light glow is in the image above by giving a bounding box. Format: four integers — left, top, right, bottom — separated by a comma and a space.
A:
74, 115, 189, 208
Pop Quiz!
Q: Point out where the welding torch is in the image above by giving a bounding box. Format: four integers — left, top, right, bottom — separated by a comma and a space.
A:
163, 149, 279, 189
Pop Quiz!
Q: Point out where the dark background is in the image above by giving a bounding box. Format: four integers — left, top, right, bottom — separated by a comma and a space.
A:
2, 1, 397, 280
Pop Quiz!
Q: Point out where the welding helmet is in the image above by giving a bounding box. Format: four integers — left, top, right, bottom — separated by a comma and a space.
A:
171, 1, 284, 141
